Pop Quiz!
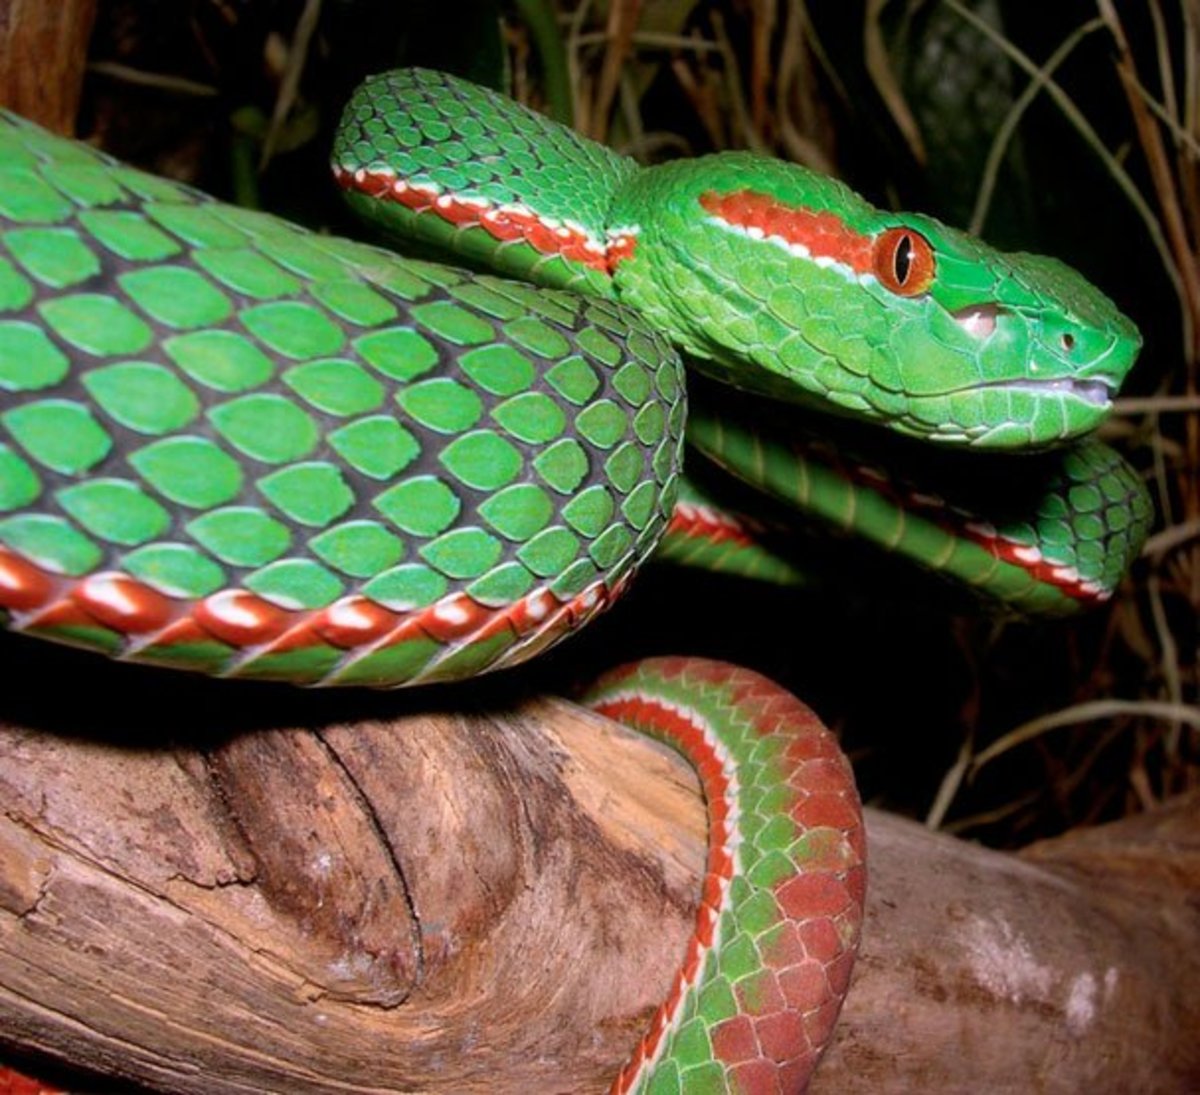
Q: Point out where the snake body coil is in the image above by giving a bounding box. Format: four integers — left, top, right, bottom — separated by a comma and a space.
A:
0, 111, 686, 685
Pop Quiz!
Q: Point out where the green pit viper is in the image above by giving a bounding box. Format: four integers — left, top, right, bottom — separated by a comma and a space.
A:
0, 69, 1152, 1094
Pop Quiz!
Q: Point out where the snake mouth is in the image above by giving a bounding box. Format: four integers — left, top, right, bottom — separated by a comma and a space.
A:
979, 377, 1115, 407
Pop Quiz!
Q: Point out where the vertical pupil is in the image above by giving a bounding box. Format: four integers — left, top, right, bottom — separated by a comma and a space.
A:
894, 234, 913, 285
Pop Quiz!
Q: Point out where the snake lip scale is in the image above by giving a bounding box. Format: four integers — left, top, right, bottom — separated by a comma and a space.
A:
985, 377, 1114, 406
952, 375, 1115, 407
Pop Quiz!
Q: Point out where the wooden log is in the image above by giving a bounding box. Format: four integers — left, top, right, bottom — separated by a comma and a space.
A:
0, 0, 98, 133
0, 643, 1197, 1093
0, 653, 707, 1094
815, 792, 1200, 1092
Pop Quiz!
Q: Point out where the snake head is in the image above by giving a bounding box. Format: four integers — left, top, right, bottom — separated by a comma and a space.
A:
898, 220, 1142, 447
611, 153, 1141, 449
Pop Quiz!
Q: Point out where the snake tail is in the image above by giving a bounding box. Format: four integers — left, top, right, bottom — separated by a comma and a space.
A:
584, 658, 865, 1094
0, 111, 686, 685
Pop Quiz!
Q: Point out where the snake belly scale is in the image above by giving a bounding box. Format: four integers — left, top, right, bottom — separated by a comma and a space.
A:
0, 66, 1150, 1093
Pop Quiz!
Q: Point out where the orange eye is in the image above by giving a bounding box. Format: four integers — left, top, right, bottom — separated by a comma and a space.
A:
872, 227, 935, 296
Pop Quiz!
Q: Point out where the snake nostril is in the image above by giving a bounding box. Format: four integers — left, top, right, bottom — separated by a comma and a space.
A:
1062, 332, 1076, 352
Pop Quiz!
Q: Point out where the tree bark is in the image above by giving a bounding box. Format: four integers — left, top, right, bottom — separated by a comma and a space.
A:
0, 0, 98, 133
0, 644, 1197, 1093
815, 793, 1200, 1092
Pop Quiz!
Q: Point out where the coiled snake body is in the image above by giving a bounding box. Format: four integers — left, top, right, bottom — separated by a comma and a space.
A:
0, 70, 1151, 1092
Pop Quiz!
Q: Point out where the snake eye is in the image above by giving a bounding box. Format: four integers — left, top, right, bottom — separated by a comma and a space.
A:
873, 227, 935, 296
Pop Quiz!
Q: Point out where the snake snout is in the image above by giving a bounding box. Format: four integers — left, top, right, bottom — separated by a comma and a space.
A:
1049, 315, 1141, 401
